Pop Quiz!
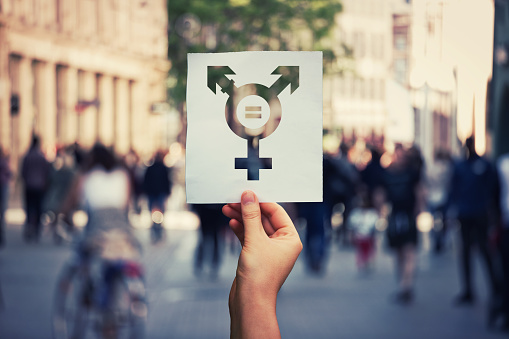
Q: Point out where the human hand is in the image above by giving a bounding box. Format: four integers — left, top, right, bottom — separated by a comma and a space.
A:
223, 190, 302, 339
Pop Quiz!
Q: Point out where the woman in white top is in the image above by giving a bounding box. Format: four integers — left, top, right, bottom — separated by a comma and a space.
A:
54, 144, 145, 339
81, 145, 129, 228
61, 143, 140, 260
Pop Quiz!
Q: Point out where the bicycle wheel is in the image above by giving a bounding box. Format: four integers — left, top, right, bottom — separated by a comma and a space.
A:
101, 277, 147, 339
52, 269, 92, 339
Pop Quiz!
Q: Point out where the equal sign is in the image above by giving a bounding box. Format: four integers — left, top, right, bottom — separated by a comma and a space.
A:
245, 106, 262, 119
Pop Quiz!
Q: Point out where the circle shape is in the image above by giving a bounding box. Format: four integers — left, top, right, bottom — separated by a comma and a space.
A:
235, 95, 271, 130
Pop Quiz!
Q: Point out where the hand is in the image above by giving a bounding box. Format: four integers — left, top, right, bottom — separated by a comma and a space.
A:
223, 191, 302, 339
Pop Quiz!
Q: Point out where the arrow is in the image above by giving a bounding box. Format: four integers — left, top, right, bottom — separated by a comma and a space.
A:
207, 66, 236, 94
270, 66, 299, 95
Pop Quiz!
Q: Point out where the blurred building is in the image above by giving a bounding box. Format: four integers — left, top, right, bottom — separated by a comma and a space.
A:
392, 6, 412, 86
491, 0, 509, 159
386, 0, 414, 145
327, 0, 393, 144
0, 0, 170, 167
326, 0, 495, 168
409, 0, 494, 165
408, 0, 457, 165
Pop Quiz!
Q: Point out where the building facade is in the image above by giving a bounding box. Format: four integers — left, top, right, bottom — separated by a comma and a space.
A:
409, 0, 494, 164
408, 0, 457, 165
0, 0, 170, 168
325, 0, 494, 167
491, 0, 509, 159
327, 0, 392, 143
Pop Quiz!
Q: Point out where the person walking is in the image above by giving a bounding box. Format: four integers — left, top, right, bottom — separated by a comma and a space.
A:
447, 136, 500, 306
360, 146, 385, 204
382, 144, 423, 304
495, 152, 509, 331
143, 151, 172, 242
348, 187, 379, 272
0, 147, 12, 247
21, 135, 51, 242
323, 143, 359, 245
489, 153, 509, 332
298, 201, 327, 274
43, 146, 77, 243
426, 150, 453, 253
123, 150, 143, 214
193, 204, 228, 278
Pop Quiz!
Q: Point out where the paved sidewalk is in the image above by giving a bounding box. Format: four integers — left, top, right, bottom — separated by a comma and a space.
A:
0, 214, 507, 338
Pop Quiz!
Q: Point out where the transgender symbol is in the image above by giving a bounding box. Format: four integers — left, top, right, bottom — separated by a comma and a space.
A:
207, 66, 299, 180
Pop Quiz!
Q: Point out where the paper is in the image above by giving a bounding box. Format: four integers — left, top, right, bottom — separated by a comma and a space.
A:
186, 51, 322, 203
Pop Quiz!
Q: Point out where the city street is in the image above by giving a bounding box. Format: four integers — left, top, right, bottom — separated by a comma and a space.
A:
1, 1, 508, 338
0, 210, 507, 339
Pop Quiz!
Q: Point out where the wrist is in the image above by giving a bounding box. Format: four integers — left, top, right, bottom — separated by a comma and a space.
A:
231, 292, 279, 339
235, 275, 279, 306
230, 279, 280, 339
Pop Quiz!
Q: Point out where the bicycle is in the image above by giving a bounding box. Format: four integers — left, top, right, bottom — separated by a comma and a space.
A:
52, 230, 147, 339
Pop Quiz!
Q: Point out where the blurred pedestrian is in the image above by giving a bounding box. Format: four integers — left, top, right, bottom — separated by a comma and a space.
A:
323, 143, 359, 245
447, 137, 500, 306
43, 146, 77, 243
348, 187, 378, 272
382, 144, 423, 304
71, 142, 85, 170
143, 151, 172, 242
495, 152, 509, 331
193, 204, 228, 279
360, 146, 385, 203
77, 144, 137, 244
298, 202, 327, 274
0, 147, 12, 247
21, 135, 51, 242
426, 149, 453, 253
407, 144, 425, 179
123, 149, 143, 214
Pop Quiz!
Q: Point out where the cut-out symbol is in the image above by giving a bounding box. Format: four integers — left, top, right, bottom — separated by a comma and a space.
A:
208, 65, 299, 180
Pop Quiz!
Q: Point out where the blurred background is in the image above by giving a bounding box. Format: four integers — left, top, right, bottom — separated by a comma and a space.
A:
1, 0, 509, 338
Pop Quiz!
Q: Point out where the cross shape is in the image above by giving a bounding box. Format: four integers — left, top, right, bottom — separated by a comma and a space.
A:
235, 138, 272, 180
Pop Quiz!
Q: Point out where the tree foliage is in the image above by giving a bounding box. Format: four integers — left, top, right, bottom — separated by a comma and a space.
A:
167, 0, 343, 108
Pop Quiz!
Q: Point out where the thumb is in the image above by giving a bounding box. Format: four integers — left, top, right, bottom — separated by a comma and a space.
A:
240, 190, 264, 240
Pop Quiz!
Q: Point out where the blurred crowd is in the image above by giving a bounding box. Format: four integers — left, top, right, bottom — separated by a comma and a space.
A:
1, 134, 509, 332
301, 136, 509, 331
0, 136, 182, 245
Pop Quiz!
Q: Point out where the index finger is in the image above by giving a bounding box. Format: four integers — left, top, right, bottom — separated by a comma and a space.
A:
260, 203, 296, 233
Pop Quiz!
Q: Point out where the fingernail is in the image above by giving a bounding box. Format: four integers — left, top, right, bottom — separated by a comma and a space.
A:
242, 191, 255, 205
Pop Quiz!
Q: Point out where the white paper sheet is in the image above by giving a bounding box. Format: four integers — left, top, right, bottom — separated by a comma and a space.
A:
186, 51, 322, 203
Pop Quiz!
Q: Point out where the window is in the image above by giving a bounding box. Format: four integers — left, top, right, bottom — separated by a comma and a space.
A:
395, 34, 407, 51
354, 77, 362, 98
379, 79, 385, 100
354, 32, 366, 58
369, 78, 376, 100
8, 55, 21, 94
345, 75, 354, 98
360, 78, 366, 99
394, 58, 407, 84
338, 77, 345, 97
372, 34, 384, 59
77, 70, 84, 100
